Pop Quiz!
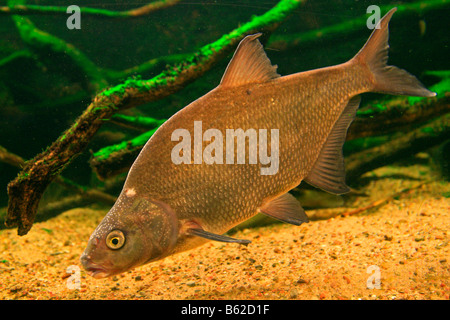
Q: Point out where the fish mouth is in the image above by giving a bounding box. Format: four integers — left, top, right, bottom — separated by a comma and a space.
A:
83, 261, 111, 279
80, 255, 113, 279
86, 266, 110, 279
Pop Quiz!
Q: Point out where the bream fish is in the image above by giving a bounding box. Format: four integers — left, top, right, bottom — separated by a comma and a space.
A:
81, 8, 435, 278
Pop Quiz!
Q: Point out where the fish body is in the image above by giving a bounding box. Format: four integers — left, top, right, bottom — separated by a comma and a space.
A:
81, 8, 435, 278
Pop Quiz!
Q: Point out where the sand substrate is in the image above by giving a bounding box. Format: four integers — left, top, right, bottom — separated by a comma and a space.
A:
0, 163, 449, 300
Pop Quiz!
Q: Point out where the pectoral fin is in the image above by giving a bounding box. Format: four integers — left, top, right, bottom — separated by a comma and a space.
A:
187, 226, 251, 244
258, 192, 309, 226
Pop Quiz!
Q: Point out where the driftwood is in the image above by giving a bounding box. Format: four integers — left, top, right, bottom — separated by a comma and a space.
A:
346, 112, 450, 181
349, 91, 450, 140
1, 0, 180, 18
303, 181, 431, 222
109, 114, 167, 132
345, 71, 450, 179
0, 145, 116, 227
267, 0, 448, 51
340, 182, 430, 218
5, 0, 303, 235
2, 0, 192, 94
0, 146, 25, 168
9, 15, 106, 92
90, 115, 166, 179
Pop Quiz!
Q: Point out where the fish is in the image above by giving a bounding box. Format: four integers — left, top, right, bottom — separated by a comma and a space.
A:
80, 8, 435, 279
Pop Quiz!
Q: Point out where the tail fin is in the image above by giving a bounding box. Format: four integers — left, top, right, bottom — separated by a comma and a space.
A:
353, 8, 436, 97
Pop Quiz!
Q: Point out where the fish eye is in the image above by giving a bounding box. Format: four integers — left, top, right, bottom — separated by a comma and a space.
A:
106, 230, 125, 250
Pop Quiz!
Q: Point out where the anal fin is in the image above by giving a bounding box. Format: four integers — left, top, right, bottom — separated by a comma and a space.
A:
258, 192, 309, 226
304, 95, 361, 195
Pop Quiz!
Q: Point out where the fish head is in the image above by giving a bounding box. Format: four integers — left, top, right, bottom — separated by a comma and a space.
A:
80, 195, 178, 278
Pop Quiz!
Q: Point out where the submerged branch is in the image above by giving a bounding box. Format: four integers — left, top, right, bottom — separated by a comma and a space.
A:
341, 182, 430, 218
103, 53, 192, 82
0, 145, 116, 228
0, 49, 33, 68
2, 0, 190, 93
6, 0, 303, 235
109, 114, 167, 132
0, 145, 25, 168
346, 112, 450, 182
91, 128, 159, 179
91, 115, 166, 179
0, 0, 180, 18
268, 0, 448, 51
348, 71, 450, 140
9, 11, 107, 92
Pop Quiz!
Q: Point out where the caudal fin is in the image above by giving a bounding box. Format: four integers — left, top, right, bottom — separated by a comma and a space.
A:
353, 8, 436, 97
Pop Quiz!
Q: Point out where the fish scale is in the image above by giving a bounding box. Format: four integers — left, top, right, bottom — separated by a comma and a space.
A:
134, 69, 356, 237
80, 8, 436, 278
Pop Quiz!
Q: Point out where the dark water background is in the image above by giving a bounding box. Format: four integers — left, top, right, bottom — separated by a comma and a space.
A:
0, 0, 448, 210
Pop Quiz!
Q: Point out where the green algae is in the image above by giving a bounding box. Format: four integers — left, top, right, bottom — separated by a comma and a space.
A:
0, 49, 32, 67
408, 70, 450, 105
1, 0, 180, 18
268, 0, 450, 50
8, 0, 107, 91
111, 114, 166, 129
99, 0, 302, 100
93, 128, 158, 161
344, 135, 391, 155
356, 103, 387, 118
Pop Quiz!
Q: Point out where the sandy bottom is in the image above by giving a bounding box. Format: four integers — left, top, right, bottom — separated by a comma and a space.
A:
0, 162, 449, 300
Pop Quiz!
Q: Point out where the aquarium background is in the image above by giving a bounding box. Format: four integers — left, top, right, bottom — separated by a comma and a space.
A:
1, 0, 449, 222
0, 0, 449, 301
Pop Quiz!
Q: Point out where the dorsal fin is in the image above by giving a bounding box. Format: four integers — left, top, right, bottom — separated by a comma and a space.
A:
304, 95, 361, 195
220, 33, 280, 87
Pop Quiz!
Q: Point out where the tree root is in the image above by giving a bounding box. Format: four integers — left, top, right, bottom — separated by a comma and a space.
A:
1, 0, 181, 18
